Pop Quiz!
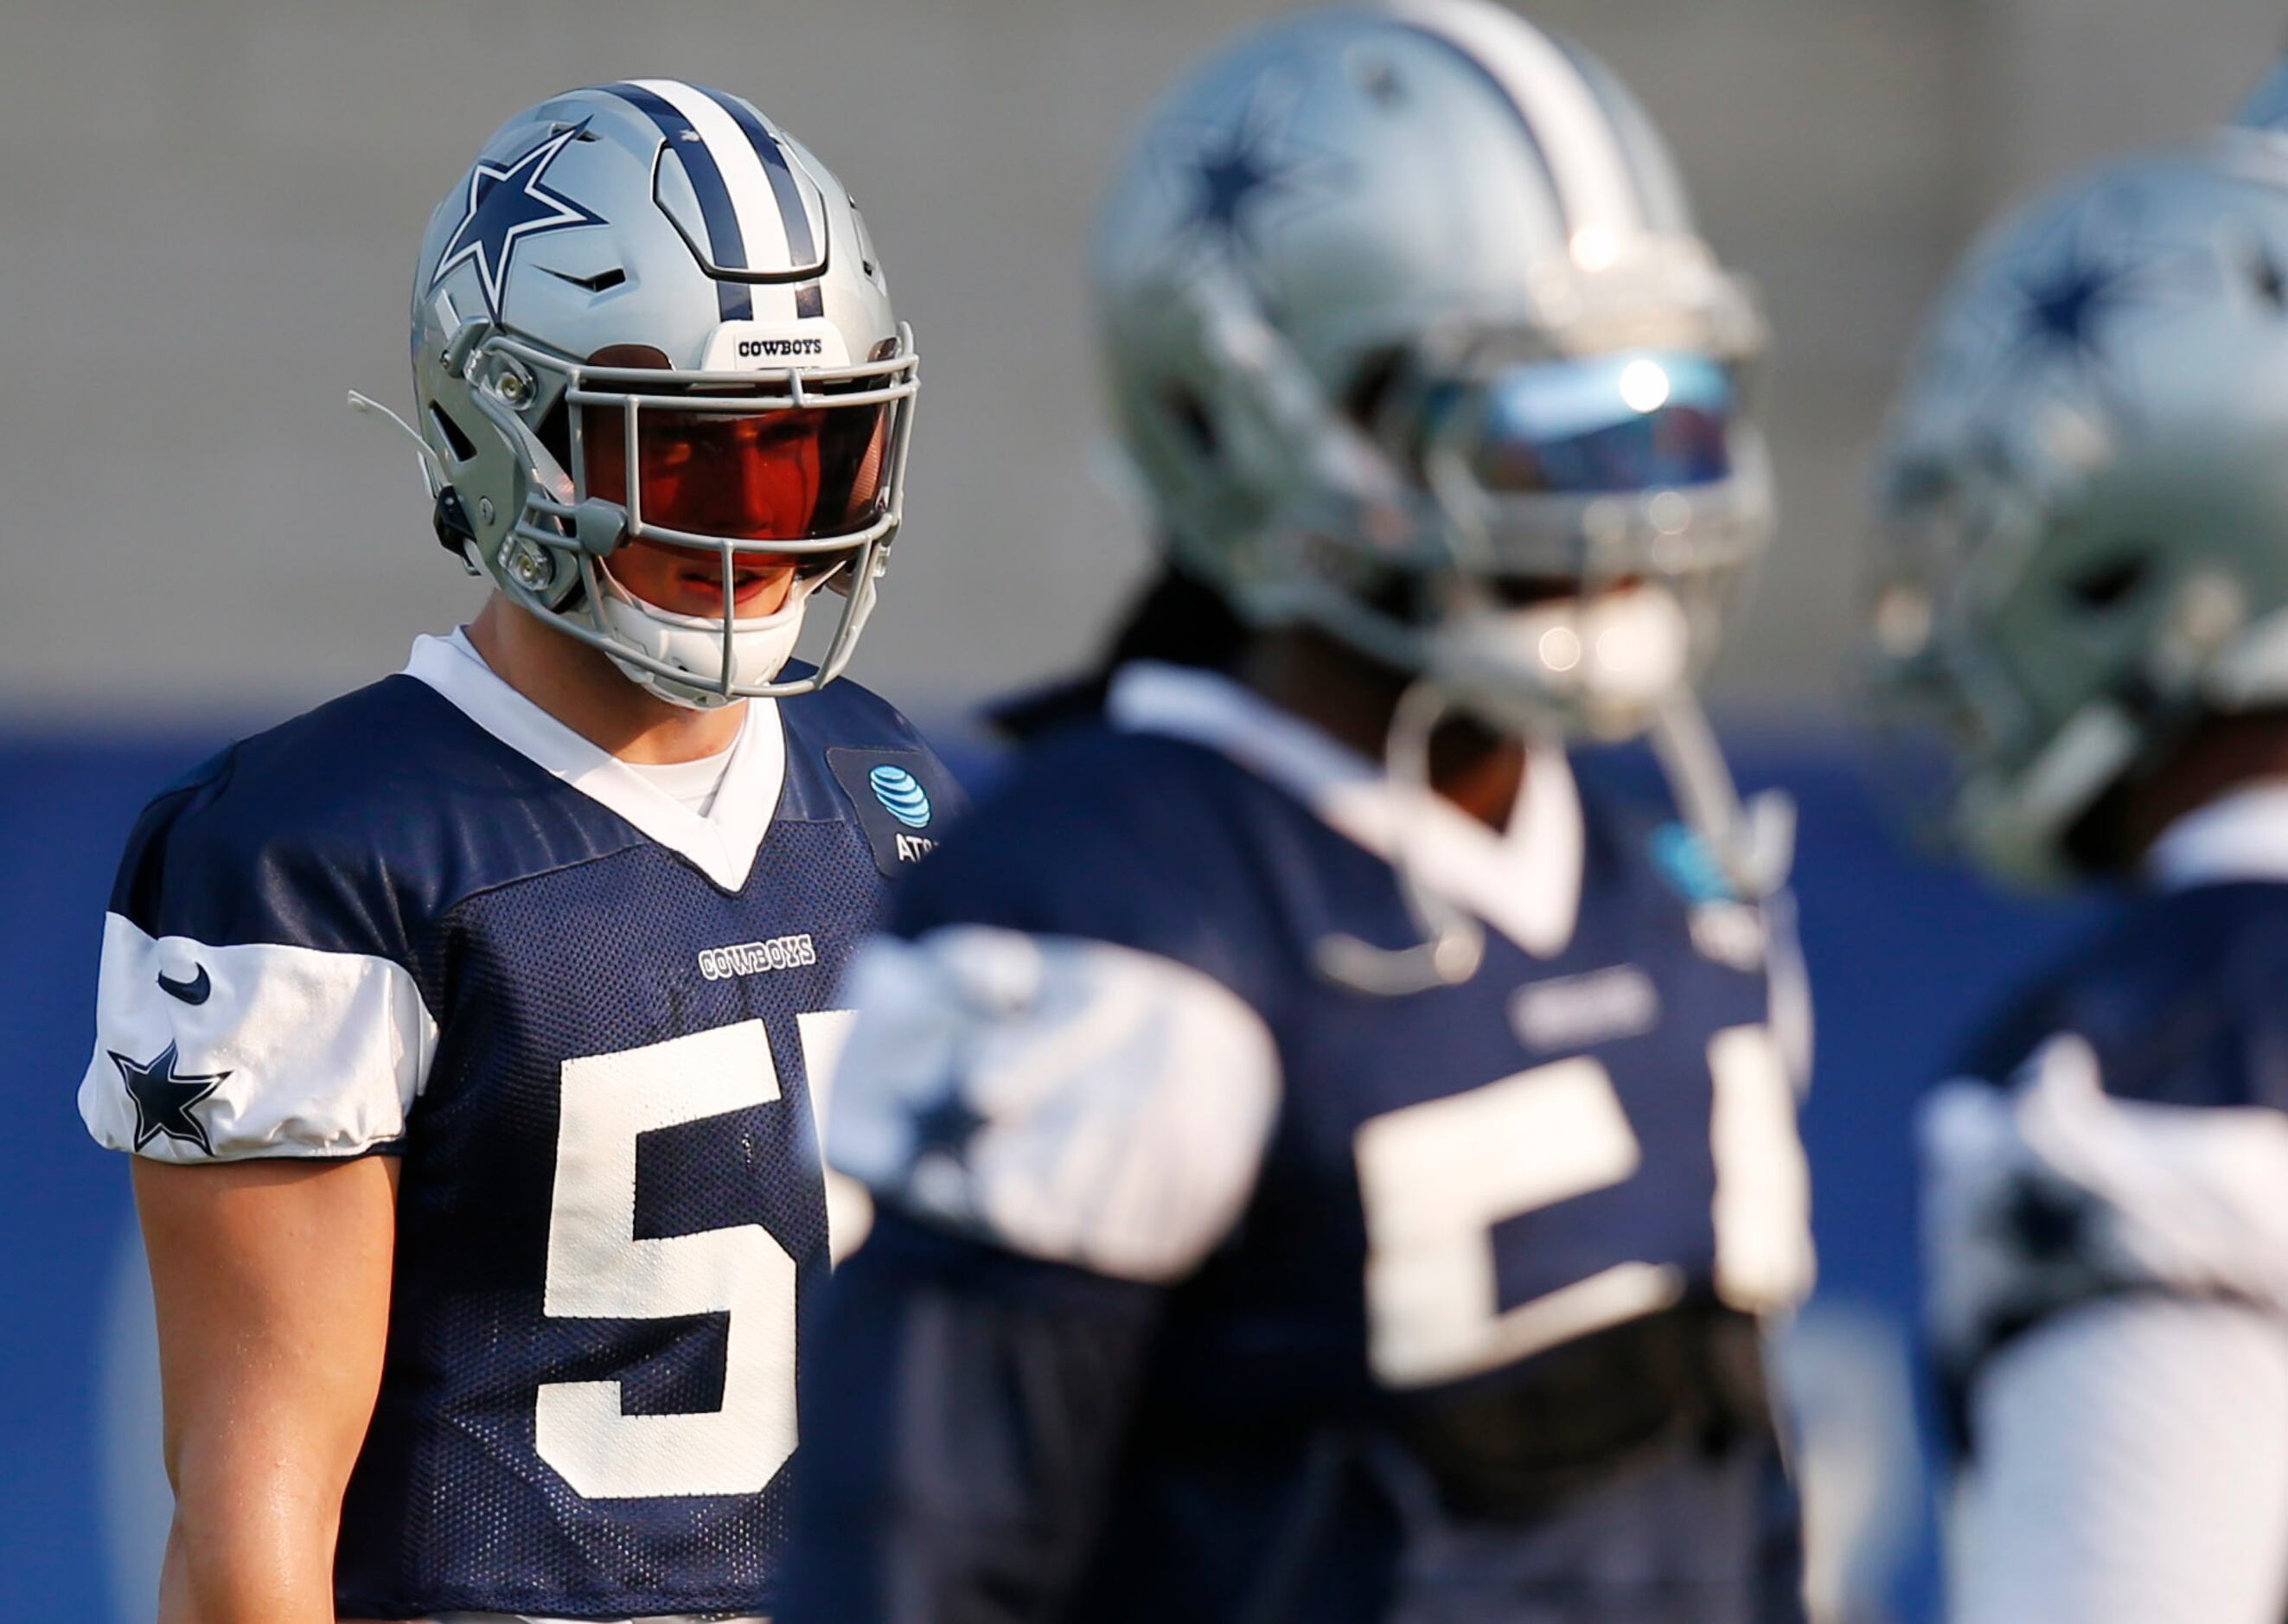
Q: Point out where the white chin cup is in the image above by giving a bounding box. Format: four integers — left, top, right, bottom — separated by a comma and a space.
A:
1428, 585, 1694, 738
594, 566, 822, 710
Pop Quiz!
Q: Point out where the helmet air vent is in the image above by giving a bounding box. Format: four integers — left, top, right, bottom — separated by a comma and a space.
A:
428, 406, 476, 466
540, 264, 629, 294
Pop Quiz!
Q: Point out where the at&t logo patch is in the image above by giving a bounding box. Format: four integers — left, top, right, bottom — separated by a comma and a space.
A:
869, 765, 933, 828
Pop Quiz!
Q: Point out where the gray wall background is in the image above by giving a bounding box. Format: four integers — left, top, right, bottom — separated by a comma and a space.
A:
2, 0, 2280, 725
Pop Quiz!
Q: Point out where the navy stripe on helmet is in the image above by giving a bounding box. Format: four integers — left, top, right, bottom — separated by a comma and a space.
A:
1380, 21, 1571, 233
698, 87, 823, 273
605, 80, 753, 321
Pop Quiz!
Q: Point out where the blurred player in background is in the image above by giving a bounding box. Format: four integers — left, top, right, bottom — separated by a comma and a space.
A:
76, 80, 954, 1624
1863, 128, 2288, 1623
783, 3, 1816, 1619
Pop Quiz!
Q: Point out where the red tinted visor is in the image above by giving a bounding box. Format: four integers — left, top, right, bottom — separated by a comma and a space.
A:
579, 395, 892, 546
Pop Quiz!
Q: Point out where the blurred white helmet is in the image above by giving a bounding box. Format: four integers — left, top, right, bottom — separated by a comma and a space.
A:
2237, 53, 2288, 134
1092, 0, 1772, 744
1864, 138, 2288, 882
399, 80, 917, 707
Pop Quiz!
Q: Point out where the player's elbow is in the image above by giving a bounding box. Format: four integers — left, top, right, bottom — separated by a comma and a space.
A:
160, 1420, 357, 1619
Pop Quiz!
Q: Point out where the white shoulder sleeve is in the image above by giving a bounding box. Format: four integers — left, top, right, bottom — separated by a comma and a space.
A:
78, 912, 437, 1162
1923, 1032, 2288, 1365
1951, 1296, 2288, 1624
828, 926, 1282, 1283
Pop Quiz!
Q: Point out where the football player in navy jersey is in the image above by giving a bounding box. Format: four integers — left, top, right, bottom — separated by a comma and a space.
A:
1863, 131, 2288, 1622
782, 5, 1816, 1621
76, 81, 955, 1624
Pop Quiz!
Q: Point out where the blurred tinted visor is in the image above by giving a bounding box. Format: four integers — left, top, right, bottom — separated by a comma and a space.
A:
1460, 352, 1735, 495
582, 400, 891, 542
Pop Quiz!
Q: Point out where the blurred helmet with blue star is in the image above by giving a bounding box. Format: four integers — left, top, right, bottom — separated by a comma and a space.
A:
399, 81, 918, 708
1090, 0, 1772, 745
1862, 137, 2288, 883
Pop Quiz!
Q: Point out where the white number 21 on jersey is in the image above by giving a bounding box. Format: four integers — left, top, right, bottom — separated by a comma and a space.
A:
534, 1013, 851, 1500
1353, 1025, 1811, 1390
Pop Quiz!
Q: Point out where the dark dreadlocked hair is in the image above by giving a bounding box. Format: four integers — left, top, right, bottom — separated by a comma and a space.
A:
984, 561, 1252, 742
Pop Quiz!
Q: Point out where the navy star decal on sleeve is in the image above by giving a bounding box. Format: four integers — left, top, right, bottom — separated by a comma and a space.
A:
428, 119, 608, 318
112, 1042, 228, 1157
909, 1090, 987, 1167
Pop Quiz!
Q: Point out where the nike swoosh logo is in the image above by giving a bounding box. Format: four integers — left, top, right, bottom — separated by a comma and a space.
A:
157, 964, 212, 1006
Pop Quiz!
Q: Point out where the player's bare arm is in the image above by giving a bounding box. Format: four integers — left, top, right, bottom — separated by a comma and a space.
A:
137, 1157, 396, 1624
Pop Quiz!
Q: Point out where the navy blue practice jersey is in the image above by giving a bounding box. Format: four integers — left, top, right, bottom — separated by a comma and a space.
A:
785, 662, 1814, 1624
1924, 874, 2288, 1436
78, 631, 962, 1621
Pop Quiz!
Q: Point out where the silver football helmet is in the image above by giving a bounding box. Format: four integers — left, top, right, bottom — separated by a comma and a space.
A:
1864, 137, 2288, 883
1094, 0, 1771, 746
2238, 54, 2288, 133
374, 80, 917, 707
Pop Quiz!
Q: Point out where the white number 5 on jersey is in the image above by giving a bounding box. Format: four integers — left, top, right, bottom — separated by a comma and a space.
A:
534, 1016, 848, 1500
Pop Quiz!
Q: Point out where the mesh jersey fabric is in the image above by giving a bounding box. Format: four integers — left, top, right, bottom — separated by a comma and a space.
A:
1935, 881, 2288, 1405
793, 718, 1808, 1622
93, 668, 961, 1620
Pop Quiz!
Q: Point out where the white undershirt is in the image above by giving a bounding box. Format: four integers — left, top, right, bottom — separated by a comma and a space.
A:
1104, 661, 1582, 959
407, 629, 784, 890
619, 744, 739, 817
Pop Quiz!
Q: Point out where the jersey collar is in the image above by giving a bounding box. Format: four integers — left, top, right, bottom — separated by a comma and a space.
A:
403, 629, 786, 892
1107, 661, 1581, 958
2145, 778, 2288, 892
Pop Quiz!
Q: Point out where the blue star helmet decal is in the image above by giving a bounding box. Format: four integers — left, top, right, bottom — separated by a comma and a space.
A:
2012, 251, 2146, 370
111, 1041, 229, 1157
429, 119, 608, 319
1170, 64, 1349, 266
1984, 182, 2213, 406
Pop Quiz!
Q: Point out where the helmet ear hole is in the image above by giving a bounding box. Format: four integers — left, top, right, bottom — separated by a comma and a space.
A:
2064, 552, 2152, 611
1342, 347, 1408, 430
1164, 386, 1219, 457
2245, 241, 2288, 313
1342, 345, 1417, 474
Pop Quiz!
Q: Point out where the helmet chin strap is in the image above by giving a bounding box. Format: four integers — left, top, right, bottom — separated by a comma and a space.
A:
1314, 680, 1491, 996
1646, 687, 1795, 901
